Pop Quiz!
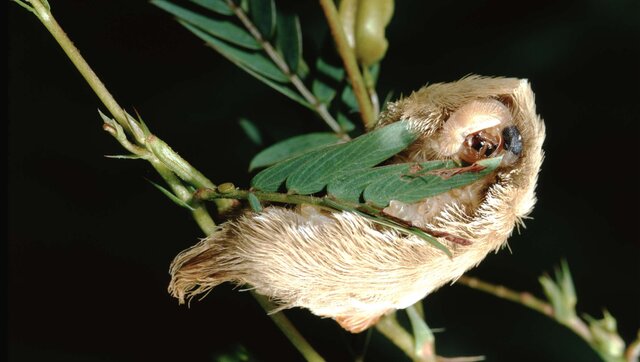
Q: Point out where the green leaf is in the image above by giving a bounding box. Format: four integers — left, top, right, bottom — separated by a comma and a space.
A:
247, 192, 263, 212
336, 109, 357, 133
411, 228, 453, 257
361, 157, 502, 207
406, 305, 434, 359
312, 56, 345, 104
249, 132, 342, 171
239, 64, 310, 107
251, 120, 418, 193
341, 84, 358, 111
189, 0, 233, 16
152, 0, 260, 50
275, 10, 302, 74
539, 261, 578, 325
285, 121, 417, 194
104, 154, 144, 160
147, 179, 196, 211
327, 162, 414, 203
249, 0, 276, 40
179, 20, 288, 82
238, 118, 262, 145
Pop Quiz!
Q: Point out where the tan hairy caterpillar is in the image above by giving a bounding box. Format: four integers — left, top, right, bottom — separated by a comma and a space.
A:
168, 75, 546, 333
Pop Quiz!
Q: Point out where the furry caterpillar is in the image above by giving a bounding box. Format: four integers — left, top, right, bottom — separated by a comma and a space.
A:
168, 75, 546, 333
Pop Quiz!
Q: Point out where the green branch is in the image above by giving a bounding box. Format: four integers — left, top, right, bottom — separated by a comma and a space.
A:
318, 0, 376, 129
16, 2, 322, 360
457, 275, 630, 362
225, 0, 343, 135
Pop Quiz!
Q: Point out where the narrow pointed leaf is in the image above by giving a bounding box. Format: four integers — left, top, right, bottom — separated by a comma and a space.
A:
362, 157, 502, 207
312, 56, 345, 104
180, 21, 288, 82
336, 109, 356, 132
341, 84, 358, 111
189, 0, 233, 15
104, 154, 144, 160
240, 64, 309, 107
249, 132, 342, 171
238, 118, 263, 145
247, 192, 263, 212
147, 179, 196, 211
406, 305, 435, 359
249, 0, 276, 40
410, 228, 452, 257
152, 0, 260, 50
275, 10, 302, 74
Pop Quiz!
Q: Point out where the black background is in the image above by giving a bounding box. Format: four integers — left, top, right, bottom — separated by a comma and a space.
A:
8, 0, 640, 361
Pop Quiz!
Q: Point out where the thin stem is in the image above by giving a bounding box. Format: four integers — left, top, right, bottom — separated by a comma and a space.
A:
225, 0, 343, 135
406, 306, 436, 362
253, 292, 326, 362
26, 0, 143, 143
456, 276, 593, 347
318, 0, 376, 129
150, 159, 217, 234
362, 65, 380, 119
457, 276, 553, 317
375, 313, 415, 359
20, 3, 323, 360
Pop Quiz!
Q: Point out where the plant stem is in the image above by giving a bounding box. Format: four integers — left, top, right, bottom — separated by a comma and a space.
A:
318, 0, 376, 130
406, 306, 436, 362
225, 0, 343, 135
253, 292, 326, 362
150, 159, 217, 234
25, 0, 143, 143
362, 65, 380, 119
456, 276, 593, 348
375, 313, 415, 359
457, 276, 553, 317
19, 2, 323, 360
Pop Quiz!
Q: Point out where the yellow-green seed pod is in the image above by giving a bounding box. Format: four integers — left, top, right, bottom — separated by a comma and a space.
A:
355, 0, 394, 66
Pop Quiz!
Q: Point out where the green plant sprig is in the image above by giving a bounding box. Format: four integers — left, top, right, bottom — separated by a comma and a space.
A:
459, 263, 639, 362
14, 2, 324, 360
152, 0, 345, 135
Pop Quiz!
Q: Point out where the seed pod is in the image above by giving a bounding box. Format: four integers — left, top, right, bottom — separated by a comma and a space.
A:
354, 0, 394, 66
168, 75, 545, 333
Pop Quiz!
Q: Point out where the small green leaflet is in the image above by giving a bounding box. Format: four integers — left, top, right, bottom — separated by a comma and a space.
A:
189, 0, 233, 16
362, 157, 500, 207
247, 192, 263, 212
249, 0, 276, 40
327, 158, 500, 207
249, 132, 342, 171
147, 179, 196, 211
152, 0, 260, 50
238, 118, 263, 145
275, 10, 302, 74
312, 55, 345, 105
251, 120, 418, 193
